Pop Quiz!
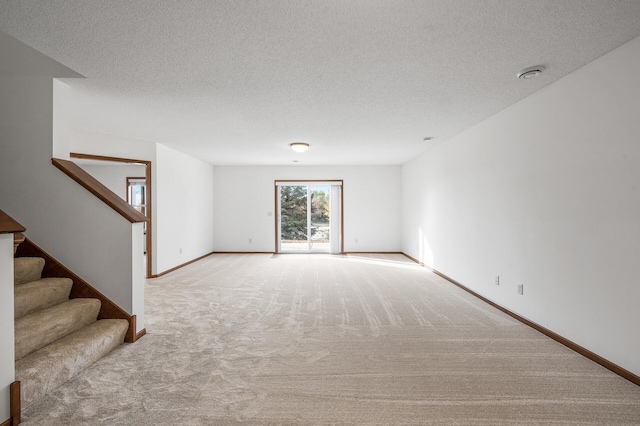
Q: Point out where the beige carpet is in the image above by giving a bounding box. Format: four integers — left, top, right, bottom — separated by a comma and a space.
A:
14, 257, 128, 409
21, 253, 640, 425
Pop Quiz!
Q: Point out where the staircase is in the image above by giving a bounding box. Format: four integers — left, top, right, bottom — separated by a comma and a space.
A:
13, 255, 129, 408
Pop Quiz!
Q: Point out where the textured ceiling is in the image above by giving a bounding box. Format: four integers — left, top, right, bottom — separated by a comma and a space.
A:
1, 1, 640, 165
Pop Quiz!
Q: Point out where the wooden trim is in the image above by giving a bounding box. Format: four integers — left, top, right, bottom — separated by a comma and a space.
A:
70, 153, 154, 280
212, 252, 275, 254
401, 253, 640, 387
125, 315, 137, 343
150, 252, 279, 278
0, 210, 25, 234
52, 158, 147, 223
0, 418, 10, 426
124, 318, 146, 343
10, 381, 20, 425
71, 153, 145, 164
136, 328, 147, 341
15, 238, 137, 343
149, 251, 216, 278
274, 179, 344, 184
344, 251, 405, 255
402, 252, 422, 265
13, 233, 25, 246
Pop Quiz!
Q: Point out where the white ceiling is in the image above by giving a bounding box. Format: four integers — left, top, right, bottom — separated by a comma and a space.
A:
1, 1, 640, 166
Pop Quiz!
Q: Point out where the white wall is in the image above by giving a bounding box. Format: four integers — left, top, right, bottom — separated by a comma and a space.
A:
1, 34, 144, 334
70, 130, 157, 159
213, 165, 401, 252
0, 234, 14, 422
155, 143, 214, 272
1, 31, 80, 415
71, 131, 159, 274
71, 132, 215, 275
0, 75, 142, 323
131, 222, 145, 333
401, 35, 640, 376
52, 79, 72, 159
78, 164, 146, 200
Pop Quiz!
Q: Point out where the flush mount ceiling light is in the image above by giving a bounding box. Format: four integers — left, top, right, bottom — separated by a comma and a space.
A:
290, 142, 309, 153
517, 65, 545, 80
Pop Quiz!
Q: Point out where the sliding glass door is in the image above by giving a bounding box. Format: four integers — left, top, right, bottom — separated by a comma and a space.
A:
276, 181, 342, 254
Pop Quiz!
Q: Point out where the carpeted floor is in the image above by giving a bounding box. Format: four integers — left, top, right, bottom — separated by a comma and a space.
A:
21, 253, 640, 425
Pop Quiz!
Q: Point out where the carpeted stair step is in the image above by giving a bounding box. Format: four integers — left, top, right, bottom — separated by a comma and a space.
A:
15, 298, 101, 360
14, 277, 73, 319
15, 319, 129, 408
14, 257, 45, 285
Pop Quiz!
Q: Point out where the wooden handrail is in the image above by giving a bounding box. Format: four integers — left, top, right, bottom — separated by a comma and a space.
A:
0, 209, 26, 234
52, 158, 147, 223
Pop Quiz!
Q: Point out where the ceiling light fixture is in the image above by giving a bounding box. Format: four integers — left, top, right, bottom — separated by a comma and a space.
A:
290, 142, 309, 152
517, 65, 545, 80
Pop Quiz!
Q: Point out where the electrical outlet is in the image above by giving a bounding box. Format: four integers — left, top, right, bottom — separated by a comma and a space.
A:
355, 238, 358, 243
494, 275, 500, 286
517, 284, 524, 295
249, 238, 252, 243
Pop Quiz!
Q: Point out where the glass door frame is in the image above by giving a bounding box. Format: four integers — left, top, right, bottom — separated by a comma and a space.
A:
274, 180, 343, 254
